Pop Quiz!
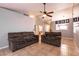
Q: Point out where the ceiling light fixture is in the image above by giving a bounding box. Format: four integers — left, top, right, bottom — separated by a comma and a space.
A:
43, 14, 46, 17
29, 15, 35, 18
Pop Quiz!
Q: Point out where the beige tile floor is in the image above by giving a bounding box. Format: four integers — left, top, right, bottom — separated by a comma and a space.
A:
0, 37, 79, 56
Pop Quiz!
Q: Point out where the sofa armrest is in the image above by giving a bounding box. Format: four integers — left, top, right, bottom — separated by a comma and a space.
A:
56, 36, 61, 39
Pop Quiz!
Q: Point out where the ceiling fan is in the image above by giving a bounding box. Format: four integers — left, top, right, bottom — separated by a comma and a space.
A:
40, 3, 54, 17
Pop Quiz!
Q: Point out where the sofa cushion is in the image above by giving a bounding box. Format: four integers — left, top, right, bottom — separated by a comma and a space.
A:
23, 36, 35, 42
46, 36, 56, 40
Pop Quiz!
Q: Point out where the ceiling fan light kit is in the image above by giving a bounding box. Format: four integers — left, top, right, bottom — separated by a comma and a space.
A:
43, 14, 46, 17
29, 15, 35, 18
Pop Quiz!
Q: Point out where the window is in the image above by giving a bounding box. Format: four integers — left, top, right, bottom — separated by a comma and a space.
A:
55, 19, 69, 24
73, 22, 79, 33
73, 17, 79, 33
45, 24, 50, 32
56, 24, 68, 30
55, 19, 69, 30
73, 17, 78, 22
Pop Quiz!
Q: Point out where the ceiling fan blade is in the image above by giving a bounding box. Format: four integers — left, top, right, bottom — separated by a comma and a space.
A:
0, 6, 29, 16
47, 11, 54, 14
40, 11, 42, 13
46, 14, 52, 17
23, 13, 29, 16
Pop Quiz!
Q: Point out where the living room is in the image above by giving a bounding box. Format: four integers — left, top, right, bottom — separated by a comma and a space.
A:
0, 2, 79, 56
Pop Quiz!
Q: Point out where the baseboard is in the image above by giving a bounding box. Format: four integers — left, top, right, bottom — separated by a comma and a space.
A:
0, 46, 8, 50
62, 37, 73, 40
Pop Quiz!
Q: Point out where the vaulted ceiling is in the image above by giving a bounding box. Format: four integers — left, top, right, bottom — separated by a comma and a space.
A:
0, 3, 78, 16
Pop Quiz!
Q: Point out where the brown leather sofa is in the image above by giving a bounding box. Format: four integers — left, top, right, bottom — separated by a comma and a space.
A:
8, 32, 38, 52
41, 32, 61, 47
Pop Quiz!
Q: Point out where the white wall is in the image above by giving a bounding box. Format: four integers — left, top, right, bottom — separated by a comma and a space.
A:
73, 5, 79, 49
0, 8, 35, 48
73, 5, 79, 17
52, 4, 79, 49
52, 7, 73, 21
52, 7, 73, 38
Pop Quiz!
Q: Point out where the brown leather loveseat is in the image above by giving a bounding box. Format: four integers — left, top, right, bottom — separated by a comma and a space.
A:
41, 32, 61, 47
8, 32, 38, 52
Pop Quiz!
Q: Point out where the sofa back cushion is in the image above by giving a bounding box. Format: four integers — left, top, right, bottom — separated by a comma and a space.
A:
45, 32, 61, 37
8, 32, 35, 39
